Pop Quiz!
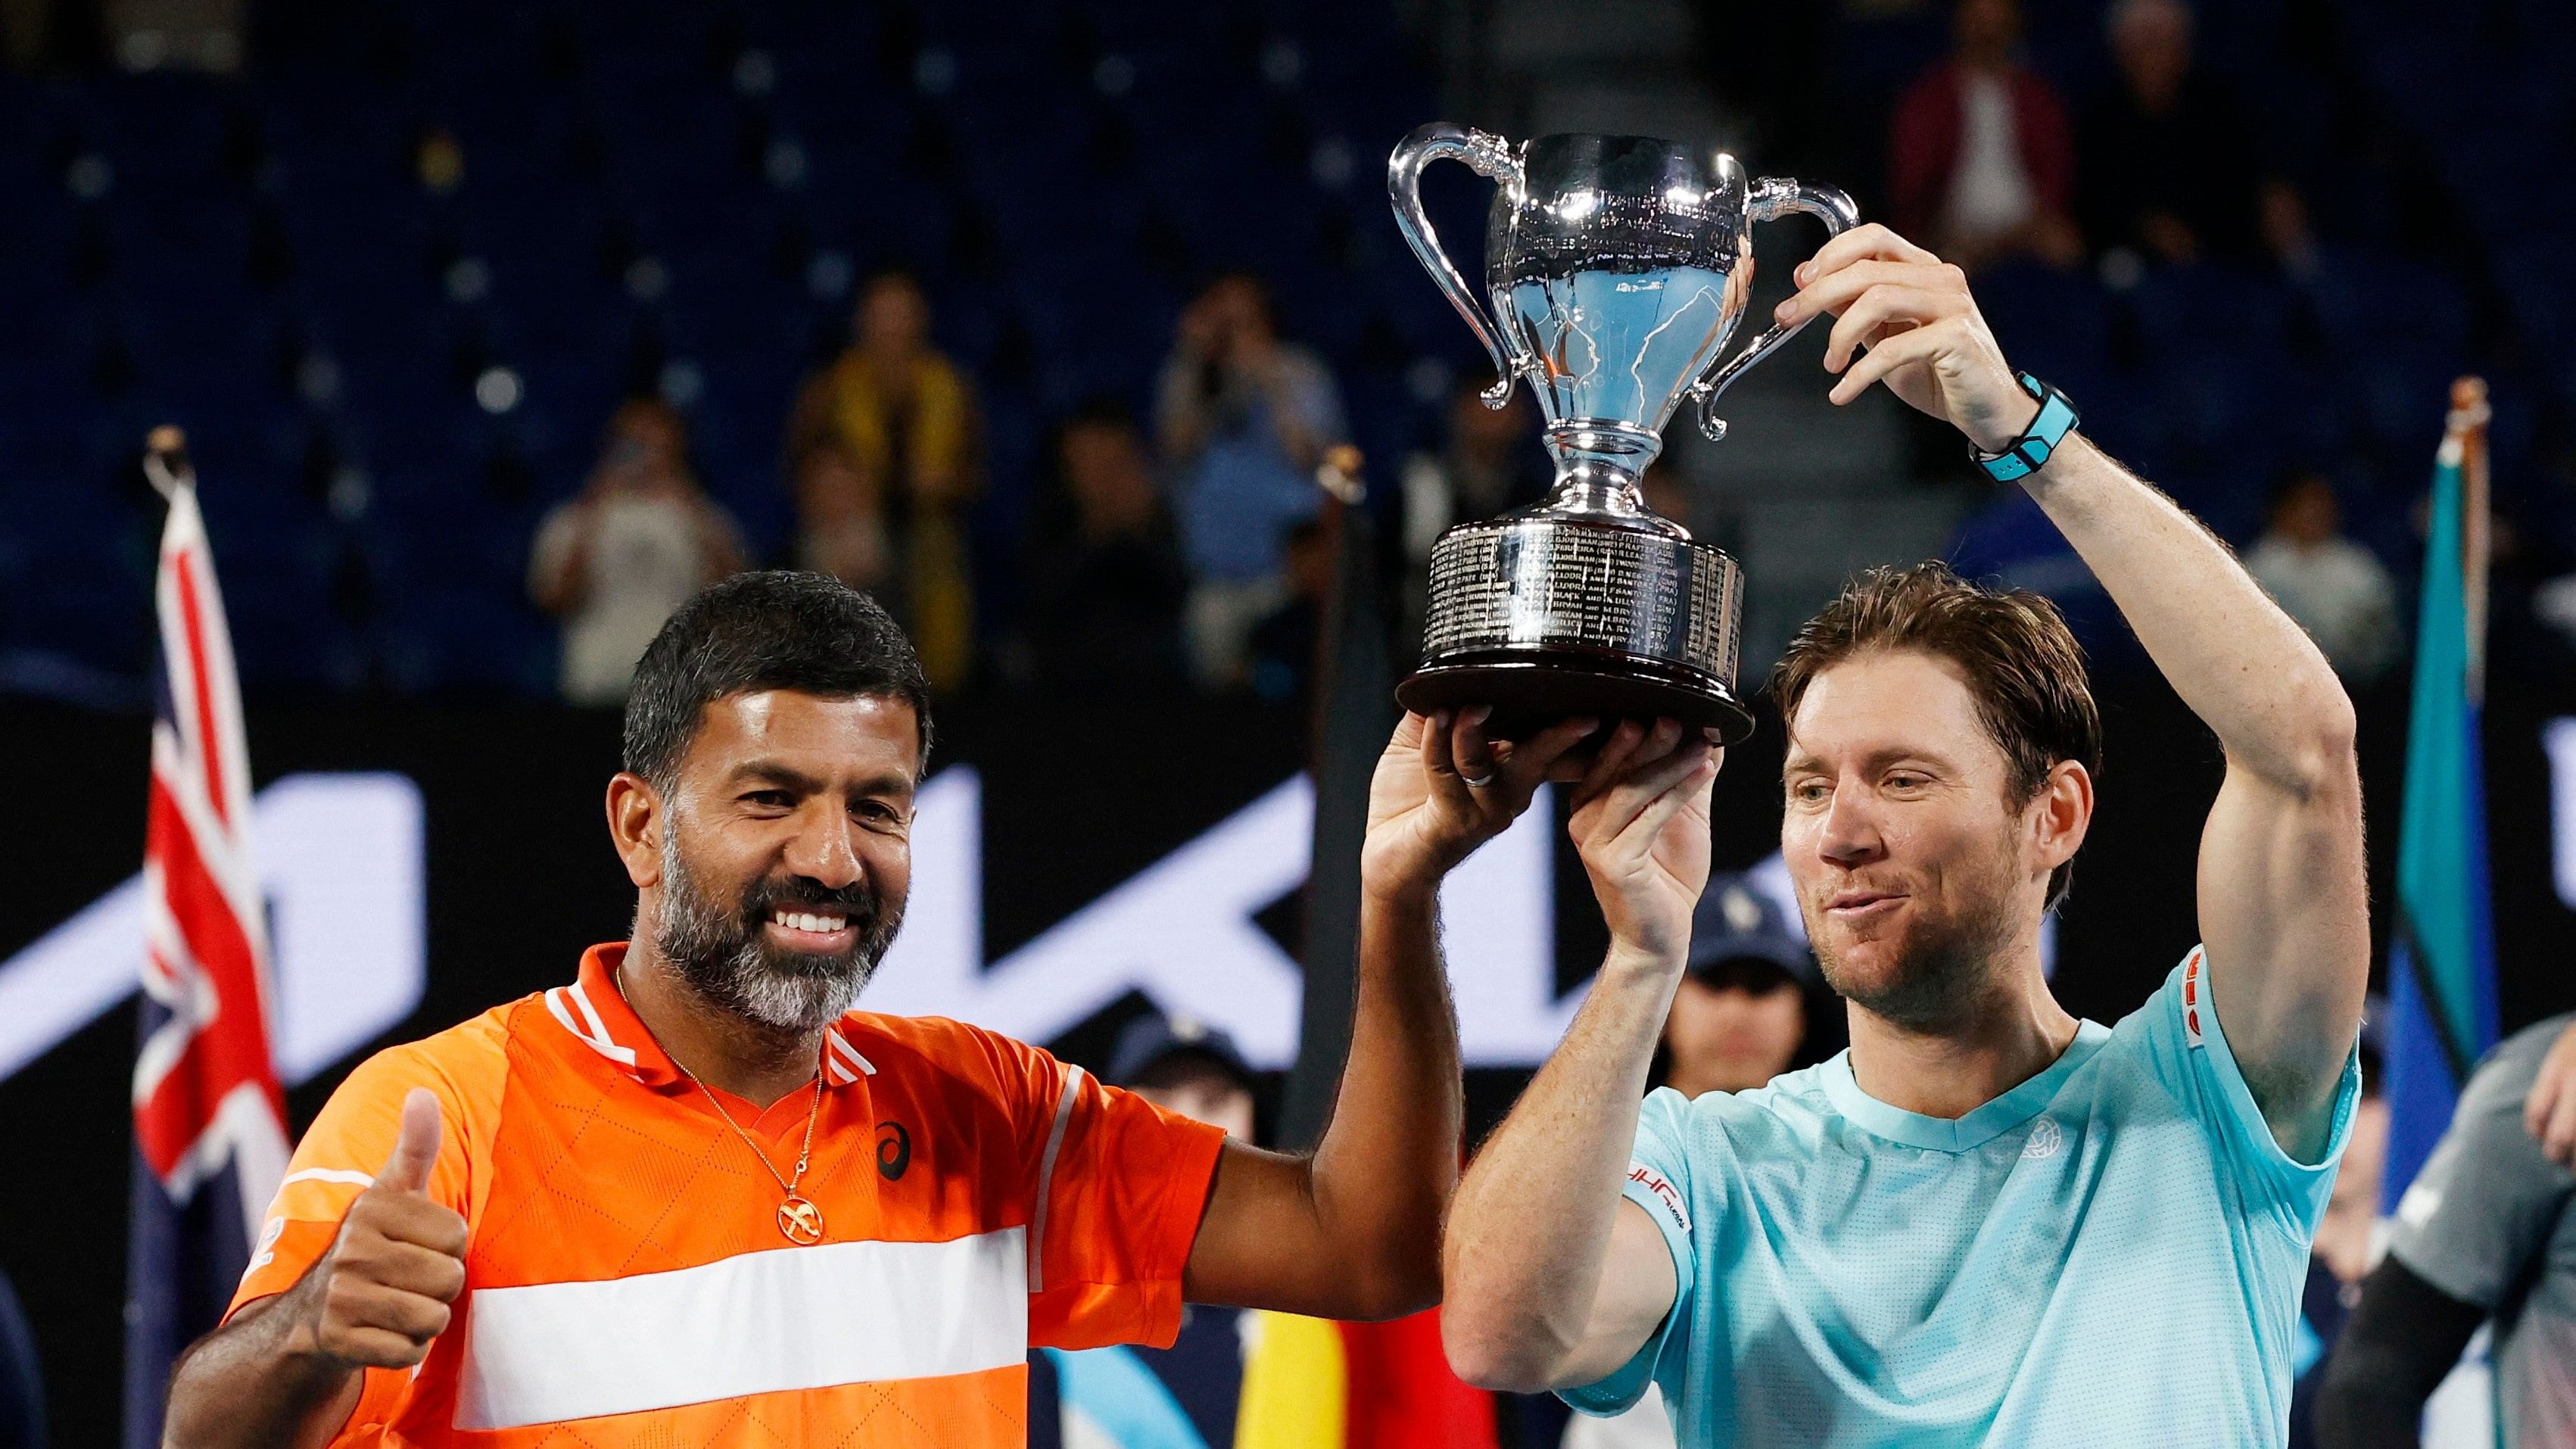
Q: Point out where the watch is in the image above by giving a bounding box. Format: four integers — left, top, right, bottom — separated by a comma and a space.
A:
1972, 372, 2079, 483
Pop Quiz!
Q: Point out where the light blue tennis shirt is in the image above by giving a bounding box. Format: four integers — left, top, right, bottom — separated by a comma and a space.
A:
1565, 947, 2359, 1447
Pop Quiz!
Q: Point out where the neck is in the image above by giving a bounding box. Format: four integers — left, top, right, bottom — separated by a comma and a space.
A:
618, 932, 825, 1109
1842, 932, 2078, 1119
1665, 1062, 1765, 1099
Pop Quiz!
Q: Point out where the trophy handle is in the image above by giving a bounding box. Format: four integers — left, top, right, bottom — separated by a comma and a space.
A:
1687, 179, 1861, 441
1389, 123, 1530, 408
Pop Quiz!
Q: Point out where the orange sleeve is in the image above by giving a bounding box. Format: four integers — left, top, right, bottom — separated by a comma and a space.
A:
225, 1016, 504, 1442
1005, 1038, 1226, 1351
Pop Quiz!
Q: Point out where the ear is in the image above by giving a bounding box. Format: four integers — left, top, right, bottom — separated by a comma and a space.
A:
2028, 759, 2093, 879
606, 772, 666, 890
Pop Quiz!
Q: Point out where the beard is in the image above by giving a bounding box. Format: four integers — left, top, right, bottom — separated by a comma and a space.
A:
1808, 843, 2021, 1035
652, 826, 905, 1033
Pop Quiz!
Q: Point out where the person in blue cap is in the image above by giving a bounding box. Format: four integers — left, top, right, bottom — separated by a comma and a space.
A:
1658, 874, 1833, 1101
1029, 1011, 1263, 1449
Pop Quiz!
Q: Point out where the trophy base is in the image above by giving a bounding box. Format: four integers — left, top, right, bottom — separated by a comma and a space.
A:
1396, 653, 1757, 747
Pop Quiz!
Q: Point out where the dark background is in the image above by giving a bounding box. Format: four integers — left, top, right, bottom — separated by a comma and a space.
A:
5, 675, 2576, 1443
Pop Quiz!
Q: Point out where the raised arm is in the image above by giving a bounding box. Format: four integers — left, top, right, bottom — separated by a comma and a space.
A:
1442, 720, 1718, 1389
1179, 708, 1598, 1320
1780, 225, 2369, 1156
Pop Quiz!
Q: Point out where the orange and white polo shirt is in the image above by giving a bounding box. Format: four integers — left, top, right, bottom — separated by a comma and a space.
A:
230, 943, 1226, 1446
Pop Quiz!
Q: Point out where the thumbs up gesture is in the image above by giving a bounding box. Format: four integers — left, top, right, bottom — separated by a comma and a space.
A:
294, 1088, 471, 1370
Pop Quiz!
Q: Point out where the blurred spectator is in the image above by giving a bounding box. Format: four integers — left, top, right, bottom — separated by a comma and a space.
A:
1568, 874, 1830, 1448
1031, 1014, 1259, 1447
2318, 1014, 2576, 1448
1013, 400, 1189, 695
1400, 375, 1547, 647
528, 399, 746, 706
2244, 471, 2400, 686
2286, 1030, 2388, 1449
787, 269, 983, 694
1887, 0, 2082, 272
1244, 518, 1333, 703
1400, 376, 1546, 563
2075, 0, 2260, 266
1156, 273, 1349, 689
1661, 873, 1826, 1099
1033, 1012, 1500, 1449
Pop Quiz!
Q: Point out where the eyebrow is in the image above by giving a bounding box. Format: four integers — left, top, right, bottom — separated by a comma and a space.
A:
1780, 746, 1962, 781
725, 759, 917, 797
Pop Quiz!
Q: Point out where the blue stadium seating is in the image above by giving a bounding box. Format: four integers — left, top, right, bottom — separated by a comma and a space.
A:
2, 0, 2550, 698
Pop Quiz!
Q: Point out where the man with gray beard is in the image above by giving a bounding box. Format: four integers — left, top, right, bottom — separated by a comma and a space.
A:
165, 569, 1628, 1447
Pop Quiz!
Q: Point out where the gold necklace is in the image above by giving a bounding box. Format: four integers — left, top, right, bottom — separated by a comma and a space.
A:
693, 1069, 829, 1245
615, 964, 830, 1245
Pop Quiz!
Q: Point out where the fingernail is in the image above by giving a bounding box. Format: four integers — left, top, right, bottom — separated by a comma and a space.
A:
1773, 299, 1793, 323
1465, 704, 1492, 724
1795, 262, 1811, 284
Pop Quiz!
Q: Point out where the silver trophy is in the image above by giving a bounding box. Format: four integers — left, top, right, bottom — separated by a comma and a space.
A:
1388, 125, 1856, 743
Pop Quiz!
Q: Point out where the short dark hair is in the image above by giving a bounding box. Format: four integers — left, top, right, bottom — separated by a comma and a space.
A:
1768, 561, 2102, 911
623, 571, 933, 790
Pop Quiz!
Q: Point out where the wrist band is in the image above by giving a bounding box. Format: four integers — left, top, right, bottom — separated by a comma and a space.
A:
1973, 372, 2080, 483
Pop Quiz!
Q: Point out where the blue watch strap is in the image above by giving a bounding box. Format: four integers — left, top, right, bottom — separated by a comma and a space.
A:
1975, 373, 2079, 482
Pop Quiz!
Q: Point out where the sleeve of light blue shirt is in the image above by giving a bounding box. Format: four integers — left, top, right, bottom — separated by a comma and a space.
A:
2141, 946, 2360, 1241
1559, 1087, 1700, 1416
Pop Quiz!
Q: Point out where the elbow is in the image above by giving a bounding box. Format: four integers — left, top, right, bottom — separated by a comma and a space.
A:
1331, 1236, 1445, 1323
1439, 1303, 1565, 1393
2270, 682, 2360, 802
1435, 1245, 1568, 1391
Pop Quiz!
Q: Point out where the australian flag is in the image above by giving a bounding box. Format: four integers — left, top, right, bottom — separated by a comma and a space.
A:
122, 441, 290, 1447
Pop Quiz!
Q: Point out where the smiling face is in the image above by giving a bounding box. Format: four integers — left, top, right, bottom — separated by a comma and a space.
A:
643, 690, 920, 1031
1780, 650, 2082, 1030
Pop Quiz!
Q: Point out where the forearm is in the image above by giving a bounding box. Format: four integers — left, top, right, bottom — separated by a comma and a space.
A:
164, 1289, 359, 1449
2023, 437, 2354, 786
2315, 1257, 2486, 1449
1303, 883, 1464, 1317
1444, 946, 1677, 1385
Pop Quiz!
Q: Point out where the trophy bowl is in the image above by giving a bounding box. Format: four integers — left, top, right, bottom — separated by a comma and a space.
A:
1388, 126, 1856, 744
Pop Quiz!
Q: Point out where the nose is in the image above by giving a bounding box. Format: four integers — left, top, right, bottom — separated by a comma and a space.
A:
780, 802, 864, 892
1816, 780, 1885, 870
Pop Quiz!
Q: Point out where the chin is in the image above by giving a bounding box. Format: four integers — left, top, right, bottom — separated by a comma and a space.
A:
1816, 930, 1938, 1004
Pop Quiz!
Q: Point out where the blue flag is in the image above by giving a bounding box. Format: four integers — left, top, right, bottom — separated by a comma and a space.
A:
2380, 428, 2501, 1210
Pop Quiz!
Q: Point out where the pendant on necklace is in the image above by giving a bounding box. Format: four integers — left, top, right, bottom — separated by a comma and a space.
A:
777, 1194, 826, 1245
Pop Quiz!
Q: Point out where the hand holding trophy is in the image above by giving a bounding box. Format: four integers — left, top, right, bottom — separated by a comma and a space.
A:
1388, 126, 1856, 744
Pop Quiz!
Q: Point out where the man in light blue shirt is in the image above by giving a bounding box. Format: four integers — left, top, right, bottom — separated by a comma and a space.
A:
1438, 223, 2369, 1447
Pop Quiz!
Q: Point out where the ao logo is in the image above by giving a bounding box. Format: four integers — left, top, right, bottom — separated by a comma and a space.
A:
864, 769, 1587, 1067
0, 774, 427, 1087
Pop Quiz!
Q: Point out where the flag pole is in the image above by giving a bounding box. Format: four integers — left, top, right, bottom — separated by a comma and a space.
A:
1283, 445, 1394, 1149
142, 424, 192, 503
2445, 378, 2490, 706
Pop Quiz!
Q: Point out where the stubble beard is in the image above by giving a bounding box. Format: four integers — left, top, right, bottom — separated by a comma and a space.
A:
651, 824, 905, 1033
1810, 842, 2023, 1036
